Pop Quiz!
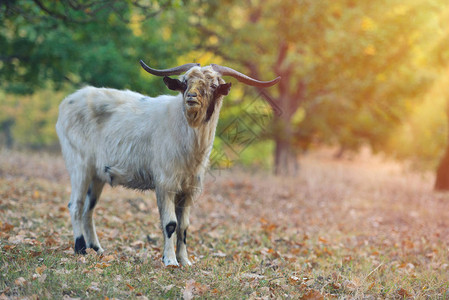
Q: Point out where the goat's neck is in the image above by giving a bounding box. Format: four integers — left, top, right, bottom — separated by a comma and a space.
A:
184, 98, 223, 167
195, 111, 220, 152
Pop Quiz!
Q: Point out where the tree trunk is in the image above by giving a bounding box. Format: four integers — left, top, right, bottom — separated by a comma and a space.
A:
434, 97, 449, 191
0, 119, 14, 149
274, 137, 298, 176
435, 147, 449, 190
272, 108, 299, 176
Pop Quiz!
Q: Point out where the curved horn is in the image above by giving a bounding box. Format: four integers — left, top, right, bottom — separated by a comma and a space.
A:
211, 64, 281, 88
140, 60, 200, 76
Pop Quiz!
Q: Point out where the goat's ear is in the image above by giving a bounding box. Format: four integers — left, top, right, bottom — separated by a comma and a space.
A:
163, 76, 187, 91
216, 83, 232, 96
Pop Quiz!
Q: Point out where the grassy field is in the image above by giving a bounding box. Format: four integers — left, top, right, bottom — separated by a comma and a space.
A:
1, 150, 449, 299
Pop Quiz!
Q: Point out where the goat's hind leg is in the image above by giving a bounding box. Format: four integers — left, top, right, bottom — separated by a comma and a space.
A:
82, 179, 105, 254
68, 170, 91, 255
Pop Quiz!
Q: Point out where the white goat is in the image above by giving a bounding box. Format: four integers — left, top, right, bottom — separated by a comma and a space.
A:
56, 60, 280, 266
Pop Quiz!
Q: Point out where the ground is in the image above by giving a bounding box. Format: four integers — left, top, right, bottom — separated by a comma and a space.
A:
1, 150, 449, 299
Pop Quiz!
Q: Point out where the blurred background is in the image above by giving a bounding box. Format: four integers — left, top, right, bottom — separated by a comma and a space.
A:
1, 0, 449, 186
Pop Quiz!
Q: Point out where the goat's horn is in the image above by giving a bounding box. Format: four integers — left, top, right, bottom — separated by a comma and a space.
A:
140, 60, 200, 76
211, 64, 281, 88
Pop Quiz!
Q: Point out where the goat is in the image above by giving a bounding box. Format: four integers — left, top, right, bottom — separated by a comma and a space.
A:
56, 60, 280, 266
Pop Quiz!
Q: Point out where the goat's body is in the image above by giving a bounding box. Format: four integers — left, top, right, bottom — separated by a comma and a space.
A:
57, 87, 211, 193
57, 62, 279, 267
57, 85, 220, 266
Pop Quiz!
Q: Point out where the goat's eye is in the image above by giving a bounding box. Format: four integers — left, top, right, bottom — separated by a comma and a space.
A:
210, 84, 218, 89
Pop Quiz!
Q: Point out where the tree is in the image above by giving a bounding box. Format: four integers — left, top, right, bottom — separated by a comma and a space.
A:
187, 0, 445, 175
0, 0, 190, 148
434, 72, 449, 191
0, 0, 185, 94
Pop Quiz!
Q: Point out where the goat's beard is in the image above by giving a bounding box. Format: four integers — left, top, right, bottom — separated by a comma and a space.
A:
184, 105, 204, 128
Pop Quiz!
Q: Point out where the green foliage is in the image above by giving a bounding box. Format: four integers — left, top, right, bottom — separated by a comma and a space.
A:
0, 0, 190, 94
0, 0, 193, 149
1, 0, 449, 169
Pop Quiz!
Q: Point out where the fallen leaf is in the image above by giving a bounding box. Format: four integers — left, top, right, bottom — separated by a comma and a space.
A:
2, 245, 16, 251
343, 280, 357, 292
343, 255, 352, 263
0, 288, 10, 297
182, 279, 195, 300
101, 255, 115, 262
1, 223, 14, 232
36, 265, 47, 274
261, 223, 277, 234
86, 248, 96, 255
23, 238, 42, 246
318, 237, 329, 244
14, 277, 27, 286
45, 237, 58, 246
260, 217, 269, 224
29, 250, 42, 257
332, 282, 341, 290
95, 262, 111, 269
131, 240, 144, 249
300, 289, 324, 300
397, 288, 412, 298
211, 288, 219, 294
193, 281, 209, 295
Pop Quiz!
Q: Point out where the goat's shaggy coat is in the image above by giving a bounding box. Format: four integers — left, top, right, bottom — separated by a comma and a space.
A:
57, 66, 230, 266
57, 62, 279, 266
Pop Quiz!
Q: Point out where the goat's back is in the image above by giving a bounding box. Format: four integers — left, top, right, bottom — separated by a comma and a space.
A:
56, 86, 200, 191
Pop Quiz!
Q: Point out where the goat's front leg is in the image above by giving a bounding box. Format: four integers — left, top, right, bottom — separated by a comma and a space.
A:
175, 193, 192, 266
156, 188, 178, 266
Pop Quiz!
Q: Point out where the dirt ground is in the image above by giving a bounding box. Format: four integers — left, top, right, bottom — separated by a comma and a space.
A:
1, 149, 449, 298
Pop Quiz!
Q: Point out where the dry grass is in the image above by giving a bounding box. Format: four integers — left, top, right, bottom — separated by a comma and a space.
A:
1, 149, 449, 299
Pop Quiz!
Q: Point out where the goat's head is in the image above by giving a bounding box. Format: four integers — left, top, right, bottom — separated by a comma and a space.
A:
140, 60, 280, 128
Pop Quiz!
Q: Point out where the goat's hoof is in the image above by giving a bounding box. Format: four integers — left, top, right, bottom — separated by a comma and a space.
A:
74, 249, 87, 255
182, 260, 193, 266
163, 256, 179, 267
74, 236, 87, 254
178, 257, 192, 266
87, 243, 104, 255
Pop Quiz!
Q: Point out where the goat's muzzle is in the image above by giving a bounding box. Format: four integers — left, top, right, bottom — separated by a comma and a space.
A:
186, 99, 199, 107
185, 91, 200, 107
